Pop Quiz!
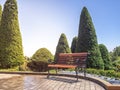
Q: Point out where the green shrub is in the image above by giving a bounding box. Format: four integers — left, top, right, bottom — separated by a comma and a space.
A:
0, 5, 2, 25
32, 48, 53, 62
99, 44, 113, 70
19, 60, 29, 71
105, 70, 115, 77
99, 70, 106, 76
86, 68, 120, 79
28, 48, 53, 72
115, 72, 120, 79
27, 60, 48, 72
86, 68, 96, 74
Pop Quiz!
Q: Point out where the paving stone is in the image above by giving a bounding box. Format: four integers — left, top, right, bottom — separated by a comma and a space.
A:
0, 74, 105, 90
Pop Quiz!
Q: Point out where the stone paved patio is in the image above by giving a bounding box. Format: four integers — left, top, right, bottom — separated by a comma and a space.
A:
0, 74, 105, 90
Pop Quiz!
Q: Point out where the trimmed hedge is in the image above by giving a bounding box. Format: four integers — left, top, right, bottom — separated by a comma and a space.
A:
86, 68, 120, 79
27, 60, 48, 72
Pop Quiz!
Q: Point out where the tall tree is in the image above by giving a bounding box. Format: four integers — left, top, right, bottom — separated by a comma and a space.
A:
71, 36, 78, 53
54, 33, 71, 62
0, 5, 2, 25
0, 0, 24, 68
76, 7, 104, 69
99, 44, 112, 70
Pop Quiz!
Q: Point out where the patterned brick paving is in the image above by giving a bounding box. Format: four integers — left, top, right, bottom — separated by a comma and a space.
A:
0, 74, 105, 90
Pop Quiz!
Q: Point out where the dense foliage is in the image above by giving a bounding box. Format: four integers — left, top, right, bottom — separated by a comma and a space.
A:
86, 68, 120, 79
99, 44, 113, 70
0, 0, 24, 68
28, 48, 53, 72
54, 33, 71, 62
27, 60, 48, 72
113, 46, 120, 57
71, 36, 78, 53
32, 48, 54, 62
110, 46, 120, 71
76, 7, 104, 69
0, 5, 2, 25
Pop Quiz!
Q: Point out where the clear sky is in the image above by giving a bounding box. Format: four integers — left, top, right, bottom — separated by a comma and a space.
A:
0, 0, 120, 57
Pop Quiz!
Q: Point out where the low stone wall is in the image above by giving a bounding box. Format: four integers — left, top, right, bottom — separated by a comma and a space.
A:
107, 85, 120, 90
83, 75, 120, 90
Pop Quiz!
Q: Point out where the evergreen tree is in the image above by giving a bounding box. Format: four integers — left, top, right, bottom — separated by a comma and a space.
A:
99, 44, 112, 70
0, 5, 2, 25
76, 7, 104, 69
54, 33, 71, 62
0, 0, 24, 68
71, 36, 78, 53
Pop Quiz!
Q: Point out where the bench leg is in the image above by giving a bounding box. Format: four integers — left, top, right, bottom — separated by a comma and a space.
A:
75, 68, 78, 81
47, 68, 50, 78
84, 68, 86, 77
55, 68, 58, 74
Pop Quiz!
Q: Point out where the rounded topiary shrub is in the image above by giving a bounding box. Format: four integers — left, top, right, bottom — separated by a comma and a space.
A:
27, 48, 54, 72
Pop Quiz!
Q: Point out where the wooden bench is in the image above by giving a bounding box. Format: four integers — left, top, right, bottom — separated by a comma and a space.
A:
47, 52, 89, 81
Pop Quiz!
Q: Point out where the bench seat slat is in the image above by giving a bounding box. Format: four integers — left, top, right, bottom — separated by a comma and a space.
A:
48, 64, 77, 69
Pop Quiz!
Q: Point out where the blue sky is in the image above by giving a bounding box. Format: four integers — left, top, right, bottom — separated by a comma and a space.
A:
0, 0, 120, 57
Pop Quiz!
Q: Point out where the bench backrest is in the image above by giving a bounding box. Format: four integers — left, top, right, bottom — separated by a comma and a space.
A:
57, 52, 88, 66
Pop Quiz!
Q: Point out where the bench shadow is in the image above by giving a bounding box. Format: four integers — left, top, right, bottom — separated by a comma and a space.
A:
46, 76, 82, 84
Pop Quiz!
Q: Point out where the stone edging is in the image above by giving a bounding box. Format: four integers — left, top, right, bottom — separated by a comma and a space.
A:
0, 71, 120, 90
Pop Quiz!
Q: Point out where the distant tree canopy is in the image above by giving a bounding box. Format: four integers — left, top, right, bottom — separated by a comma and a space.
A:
0, 0, 24, 68
99, 44, 112, 70
71, 36, 78, 53
54, 33, 71, 62
31, 48, 54, 62
110, 46, 120, 71
76, 7, 104, 69
113, 46, 120, 57
110, 46, 120, 62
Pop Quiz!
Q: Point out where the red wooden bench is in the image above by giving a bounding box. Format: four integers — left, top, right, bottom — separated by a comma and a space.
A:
47, 52, 89, 81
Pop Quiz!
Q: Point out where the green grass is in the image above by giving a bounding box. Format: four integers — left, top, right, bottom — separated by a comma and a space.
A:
0, 68, 18, 71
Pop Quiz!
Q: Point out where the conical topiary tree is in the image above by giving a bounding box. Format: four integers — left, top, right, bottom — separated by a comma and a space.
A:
71, 36, 78, 53
54, 33, 71, 62
0, 0, 24, 68
76, 7, 104, 69
99, 44, 113, 70
0, 5, 2, 25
